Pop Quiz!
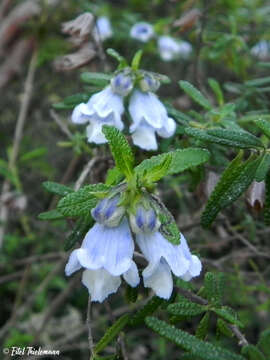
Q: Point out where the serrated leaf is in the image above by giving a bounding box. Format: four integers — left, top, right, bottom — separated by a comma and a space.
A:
255, 153, 270, 181
94, 314, 130, 354
168, 297, 206, 316
135, 148, 210, 178
213, 307, 244, 328
257, 328, 270, 356
146, 317, 245, 360
103, 126, 134, 178
105, 167, 125, 186
38, 209, 64, 221
64, 218, 92, 251
80, 72, 112, 86
185, 128, 264, 149
201, 154, 262, 227
57, 184, 110, 217
241, 345, 266, 360
204, 272, 225, 306
254, 118, 270, 139
179, 81, 212, 110
196, 312, 210, 340
53, 93, 90, 109
129, 296, 167, 327
140, 154, 172, 184
42, 181, 73, 196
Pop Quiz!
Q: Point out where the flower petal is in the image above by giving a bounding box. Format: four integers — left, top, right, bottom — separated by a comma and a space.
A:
143, 259, 173, 299
86, 122, 106, 144
123, 260, 140, 287
130, 22, 154, 42
82, 269, 121, 302
131, 123, 157, 151
157, 117, 176, 138
78, 218, 134, 276
65, 249, 82, 276
71, 103, 91, 124
136, 231, 189, 277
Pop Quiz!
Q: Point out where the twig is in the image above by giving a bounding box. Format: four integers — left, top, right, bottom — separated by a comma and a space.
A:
87, 296, 95, 359
74, 155, 98, 191
50, 109, 72, 139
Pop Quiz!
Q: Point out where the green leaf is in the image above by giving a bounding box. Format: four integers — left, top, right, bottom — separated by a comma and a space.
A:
140, 154, 172, 184
64, 218, 92, 251
103, 126, 134, 178
38, 209, 64, 221
216, 318, 234, 338
168, 297, 206, 316
57, 184, 110, 217
80, 72, 112, 86
255, 153, 270, 181
241, 345, 266, 360
94, 314, 130, 354
53, 93, 90, 109
201, 153, 262, 227
165, 102, 191, 125
196, 312, 210, 340
106, 48, 127, 68
179, 81, 212, 110
20, 147, 47, 162
125, 285, 138, 303
245, 76, 270, 87
254, 118, 270, 139
131, 49, 143, 70
135, 148, 210, 178
105, 167, 125, 186
208, 78, 224, 105
146, 317, 245, 360
257, 328, 270, 356
129, 296, 167, 327
204, 272, 225, 307
185, 128, 264, 149
212, 307, 244, 328
42, 181, 73, 197
264, 171, 270, 225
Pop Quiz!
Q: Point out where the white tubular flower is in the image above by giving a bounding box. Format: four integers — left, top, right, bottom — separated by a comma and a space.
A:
111, 73, 133, 96
65, 218, 139, 302
129, 90, 176, 150
136, 231, 202, 299
158, 36, 192, 61
71, 86, 124, 144
251, 40, 270, 60
91, 195, 125, 228
130, 22, 154, 42
95, 16, 113, 41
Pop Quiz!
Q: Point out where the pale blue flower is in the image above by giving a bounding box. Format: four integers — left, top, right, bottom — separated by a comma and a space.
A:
65, 218, 139, 302
71, 86, 124, 144
158, 36, 192, 61
128, 90, 176, 150
96, 16, 113, 41
110, 73, 133, 96
130, 22, 154, 42
132, 206, 201, 299
251, 40, 270, 60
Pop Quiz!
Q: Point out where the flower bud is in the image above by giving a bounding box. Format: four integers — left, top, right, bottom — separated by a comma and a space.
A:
91, 196, 125, 227
139, 74, 160, 93
111, 73, 133, 96
130, 206, 160, 234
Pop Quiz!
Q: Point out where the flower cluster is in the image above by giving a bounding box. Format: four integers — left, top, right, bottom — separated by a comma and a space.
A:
130, 22, 192, 61
71, 71, 176, 151
65, 195, 202, 302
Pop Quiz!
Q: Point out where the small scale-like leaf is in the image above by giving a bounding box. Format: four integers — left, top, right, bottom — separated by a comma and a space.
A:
80, 72, 112, 86
103, 126, 134, 178
179, 81, 212, 110
241, 345, 266, 360
146, 317, 245, 360
42, 181, 73, 197
201, 153, 262, 227
94, 314, 130, 354
254, 118, 270, 139
38, 209, 64, 221
168, 297, 206, 316
185, 128, 264, 149
57, 184, 110, 217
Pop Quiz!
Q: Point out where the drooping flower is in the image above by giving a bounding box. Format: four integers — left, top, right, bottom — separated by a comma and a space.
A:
130, 22, 155, 42
71, 86, 124, 144
65, 196, 139, 302
95, 16, 113, 41
158, 36, 192, 61
128, 89, 176, 150
251, 40, 270, 60
131, 207, 202, 299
